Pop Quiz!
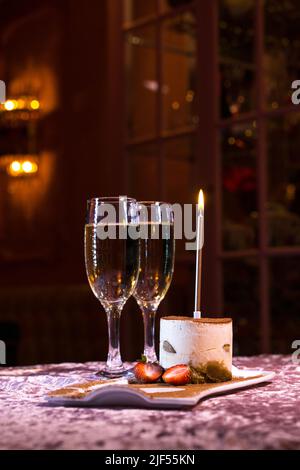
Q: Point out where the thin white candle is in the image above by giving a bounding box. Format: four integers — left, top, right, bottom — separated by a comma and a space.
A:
194, 190, 204, 318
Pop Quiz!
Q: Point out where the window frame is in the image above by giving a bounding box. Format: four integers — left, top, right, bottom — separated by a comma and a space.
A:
120, 0, 300, 353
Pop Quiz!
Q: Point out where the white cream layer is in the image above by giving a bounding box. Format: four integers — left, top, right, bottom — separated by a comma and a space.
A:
159, 318, 232, 371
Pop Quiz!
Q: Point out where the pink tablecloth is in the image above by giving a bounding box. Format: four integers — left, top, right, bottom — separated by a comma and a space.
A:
0, 355, 299, 450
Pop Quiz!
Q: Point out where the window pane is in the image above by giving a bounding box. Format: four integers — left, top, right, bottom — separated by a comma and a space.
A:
223, 258, 260, 355
128, 145, 160, 200
164, 135, 195, 204
164, 136, 195, 255
161, 12, 198, 132
124, 0, 157, 23
221, 121, 258, 251
265, 0, 300, 109
219, 0, 255, 118
160, 0, 194, 15
125, 26, 157, 140
267, 113, 300, 247
270, 257, 300, 353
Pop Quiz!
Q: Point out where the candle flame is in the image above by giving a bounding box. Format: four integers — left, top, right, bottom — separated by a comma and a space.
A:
198, 189, 204, 212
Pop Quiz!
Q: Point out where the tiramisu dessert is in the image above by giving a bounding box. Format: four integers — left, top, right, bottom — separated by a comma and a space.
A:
159, 316, 232, 383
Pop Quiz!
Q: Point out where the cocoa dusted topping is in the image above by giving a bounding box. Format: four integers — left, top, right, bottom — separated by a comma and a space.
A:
161, 316, 232, 324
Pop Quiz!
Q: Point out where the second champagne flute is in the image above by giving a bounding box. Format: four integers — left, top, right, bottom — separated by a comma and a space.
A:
134, 201, 175, 363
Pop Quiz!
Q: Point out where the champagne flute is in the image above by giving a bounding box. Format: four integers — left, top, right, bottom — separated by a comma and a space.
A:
134, 201, 175, 363
84, 196, 140, 377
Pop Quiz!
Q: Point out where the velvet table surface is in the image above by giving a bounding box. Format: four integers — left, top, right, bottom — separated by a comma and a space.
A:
0, 355, 299, 450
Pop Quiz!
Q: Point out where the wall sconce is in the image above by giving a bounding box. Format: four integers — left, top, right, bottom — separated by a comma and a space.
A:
0, 96, 41, 123
1, 97, 40, 111
1, 155, 39, 177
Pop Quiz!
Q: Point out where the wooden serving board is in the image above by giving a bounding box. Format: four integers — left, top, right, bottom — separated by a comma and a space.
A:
47, 366, 275, 409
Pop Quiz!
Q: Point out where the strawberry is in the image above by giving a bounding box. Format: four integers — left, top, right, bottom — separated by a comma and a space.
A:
133, 361, 164, 384
162, 364, 191, 386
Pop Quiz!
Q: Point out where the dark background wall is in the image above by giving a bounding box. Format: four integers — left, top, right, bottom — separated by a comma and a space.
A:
0, 0, 136, 365
1, 0, 299, 365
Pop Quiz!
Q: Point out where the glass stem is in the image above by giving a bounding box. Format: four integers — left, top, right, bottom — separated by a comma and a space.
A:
105, 304, 123, 372
142, 304, 158, 363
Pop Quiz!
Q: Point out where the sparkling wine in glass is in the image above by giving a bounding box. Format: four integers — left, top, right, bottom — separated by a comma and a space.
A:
85, 196, 140, 377
134, 202, 175, 363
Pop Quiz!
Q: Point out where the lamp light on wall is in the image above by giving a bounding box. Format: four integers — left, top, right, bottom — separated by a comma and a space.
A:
0, 96, 41, 122
185, 90, 194, 102
30, 99, 40, 110
4, 155, 39, 177
1, 97, 40, 112
4, 100, 16, 111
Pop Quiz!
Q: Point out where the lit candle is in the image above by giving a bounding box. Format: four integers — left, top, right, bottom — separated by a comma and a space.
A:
194, 189, 204, 318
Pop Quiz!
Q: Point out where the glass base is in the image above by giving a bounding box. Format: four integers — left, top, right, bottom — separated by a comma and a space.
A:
144, 351, 158, 363
96, 364, 134, 380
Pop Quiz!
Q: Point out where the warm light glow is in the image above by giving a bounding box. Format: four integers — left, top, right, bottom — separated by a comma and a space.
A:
30, 99, 40, 110
186, 90, 194, 103
7, 158, 38, 176
229, 103, 240, 114
2, 97, 40, 113
4, 100, 15, 111
131, 36, 141, 45
229, 103, 239, 114
198, 190, 204, 213
22, 160, 38, 173
143, 80, 159, 92
172, 101, 180, 110
286, 184, 296, 202
17, 98, 26, 109
9, 161, 21, 174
